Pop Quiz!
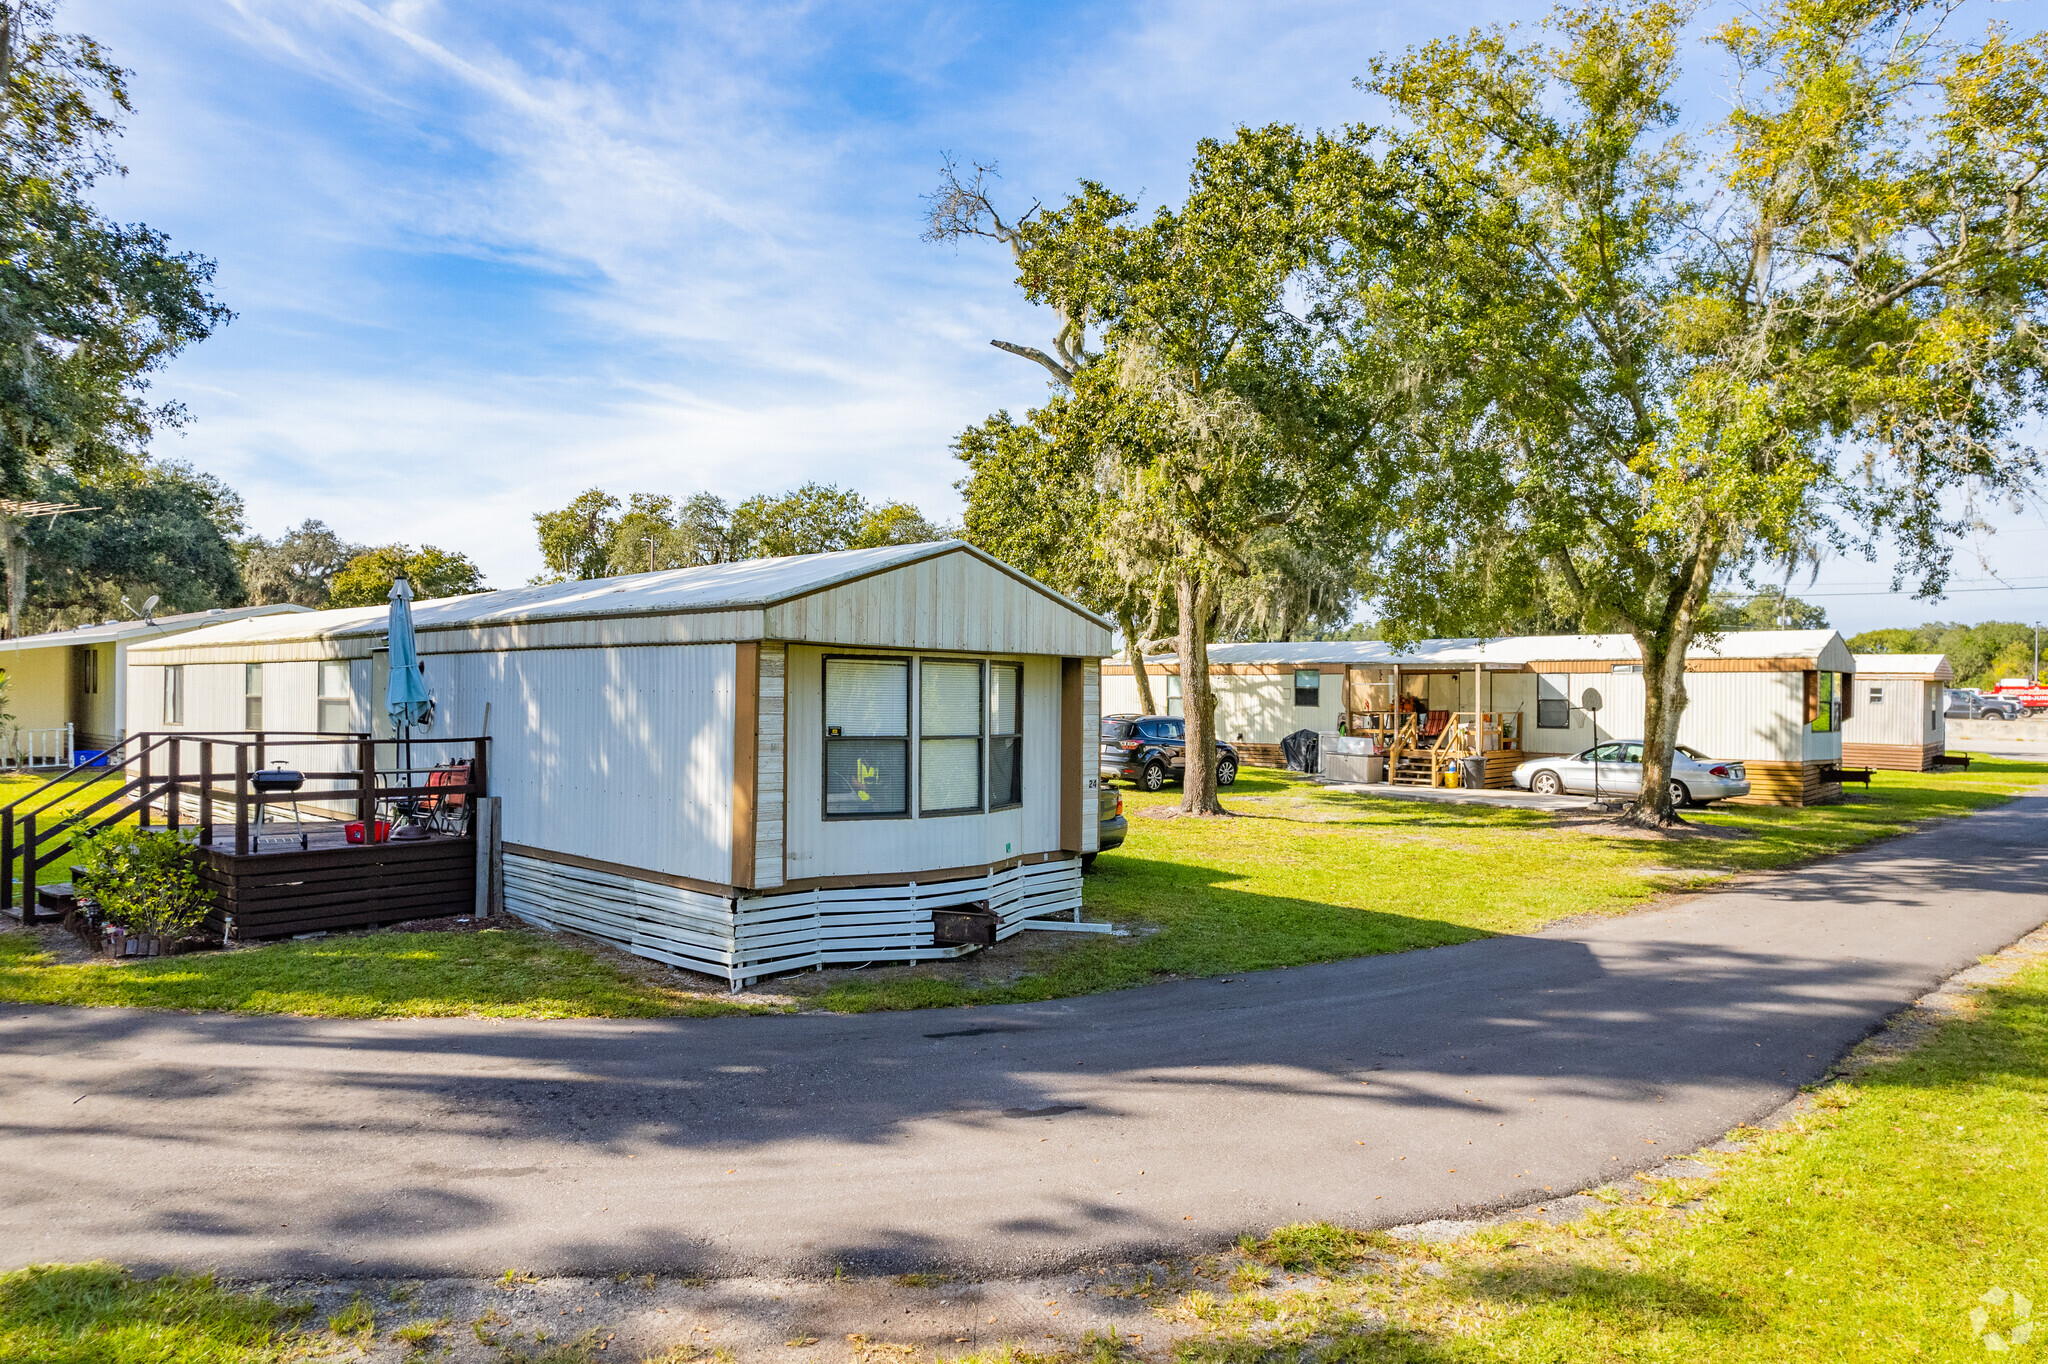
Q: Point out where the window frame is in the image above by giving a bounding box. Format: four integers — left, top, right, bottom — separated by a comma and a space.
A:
244, 662, 264, 731
822, 654, 913, 822
162, 664, 184, 726
316, 660, 353, 735
1536, 672, 1570, 729
988, 661, 1024, 812
80, 648, 98, 696
1292, 669, 1321, 708
919, 657, 986, 818
1164, 673, 1183, 717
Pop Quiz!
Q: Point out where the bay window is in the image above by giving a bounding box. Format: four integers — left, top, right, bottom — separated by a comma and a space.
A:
823, 654, 1027, 819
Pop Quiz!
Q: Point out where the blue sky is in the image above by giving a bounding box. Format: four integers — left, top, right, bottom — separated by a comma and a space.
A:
68, 0, 2048, 634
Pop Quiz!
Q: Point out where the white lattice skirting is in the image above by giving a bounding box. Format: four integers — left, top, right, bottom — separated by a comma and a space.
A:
502, 854, 1094, 989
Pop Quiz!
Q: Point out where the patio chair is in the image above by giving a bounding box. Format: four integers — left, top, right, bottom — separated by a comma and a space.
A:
414, 759, 473, 837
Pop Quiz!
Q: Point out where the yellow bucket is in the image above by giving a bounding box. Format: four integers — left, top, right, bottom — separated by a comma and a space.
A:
1443, 766, 1461, 789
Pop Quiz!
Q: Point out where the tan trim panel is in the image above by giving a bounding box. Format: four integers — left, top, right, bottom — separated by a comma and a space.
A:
1061, 658, 1085, 852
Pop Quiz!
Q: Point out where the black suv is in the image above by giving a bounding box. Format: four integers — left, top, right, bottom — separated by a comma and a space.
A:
1101, 715, 1240, 791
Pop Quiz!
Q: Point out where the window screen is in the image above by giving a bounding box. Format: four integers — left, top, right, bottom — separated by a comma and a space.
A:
920, 659, 983, 815
990, 662, 1023, 809
1537, 673, 1570, 729
825, 658, 908, 817
245, 663, 264, 731
1293, 670, 1321, 707
162, 665, 184, 726
1164, 673, 1182, 717
317, 660, 352, 734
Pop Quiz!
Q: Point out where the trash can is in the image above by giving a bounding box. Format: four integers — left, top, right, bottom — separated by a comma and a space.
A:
1461, 756, 1487, 791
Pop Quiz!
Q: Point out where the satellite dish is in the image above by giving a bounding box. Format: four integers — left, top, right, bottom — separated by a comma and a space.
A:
1581, 687, 1604, 712
141, 595, 159, 616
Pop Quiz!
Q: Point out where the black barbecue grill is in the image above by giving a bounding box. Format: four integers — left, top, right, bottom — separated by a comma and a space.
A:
252, 762, 308, 850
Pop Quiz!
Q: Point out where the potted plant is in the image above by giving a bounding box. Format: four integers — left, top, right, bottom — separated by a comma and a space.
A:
72, 827, 213, 958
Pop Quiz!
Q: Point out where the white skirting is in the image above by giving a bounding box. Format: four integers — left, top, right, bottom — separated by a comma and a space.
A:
502, 853, 1086, 989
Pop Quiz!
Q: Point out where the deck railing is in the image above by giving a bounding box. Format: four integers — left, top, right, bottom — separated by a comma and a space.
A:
2, 731, 490, 923
0, 724, 73, 770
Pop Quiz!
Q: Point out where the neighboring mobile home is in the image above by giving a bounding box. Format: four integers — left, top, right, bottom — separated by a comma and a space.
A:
1842, 654, 1951, 771
0, 605, 309, 762
123, 542, 1113, 987
1103, 629, 1859, 805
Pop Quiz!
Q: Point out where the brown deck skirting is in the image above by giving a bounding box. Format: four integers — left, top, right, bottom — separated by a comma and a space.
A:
1842, 740, 1943, 772
1729, 758, 1844, 806
199, 836, 474, 940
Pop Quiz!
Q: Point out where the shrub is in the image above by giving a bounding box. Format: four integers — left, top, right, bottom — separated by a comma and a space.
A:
72, 827, 212, 943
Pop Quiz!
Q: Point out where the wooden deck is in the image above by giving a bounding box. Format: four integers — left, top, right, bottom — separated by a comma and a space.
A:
195, 822, 477, 939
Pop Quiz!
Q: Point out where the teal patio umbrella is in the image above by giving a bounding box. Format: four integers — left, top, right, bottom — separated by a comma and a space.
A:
386, 574, 432, 838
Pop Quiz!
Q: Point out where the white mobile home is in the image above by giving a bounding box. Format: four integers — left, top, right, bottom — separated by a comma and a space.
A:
123, 543, 1113, 986
1842, 654, 1951, 771
1104, 629, 1859, 805
0, 605, 308, 761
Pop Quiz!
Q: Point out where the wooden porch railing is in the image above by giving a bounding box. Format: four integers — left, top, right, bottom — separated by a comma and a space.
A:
2, 731, 490, 924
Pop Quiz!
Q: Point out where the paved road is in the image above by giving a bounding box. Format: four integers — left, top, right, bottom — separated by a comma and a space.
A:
4, 786, 2045, 1280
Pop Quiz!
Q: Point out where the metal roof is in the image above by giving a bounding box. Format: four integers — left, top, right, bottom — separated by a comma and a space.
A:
1852, 653, 1954, 680
1130, 629, 1854, 670
0, 602, 310, 652
125, 541, 1112, 651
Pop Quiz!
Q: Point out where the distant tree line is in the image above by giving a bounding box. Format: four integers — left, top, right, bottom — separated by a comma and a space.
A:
528, 482, 949, 583
1850, 622, 2041, 690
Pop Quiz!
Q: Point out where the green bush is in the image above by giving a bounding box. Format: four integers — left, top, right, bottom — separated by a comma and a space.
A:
72, 827, 211, 943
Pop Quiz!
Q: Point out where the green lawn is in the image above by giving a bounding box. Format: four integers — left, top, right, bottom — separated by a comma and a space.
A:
0, 769, 133, 900
0, 1264, 310, 1364
0, 756, 2038, 1021
809, 753, 2048, 1011
1149, 949, 2048, 1362
0, 926, 761, 1018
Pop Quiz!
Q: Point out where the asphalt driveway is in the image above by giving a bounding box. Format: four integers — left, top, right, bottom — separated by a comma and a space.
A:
3, 788, 2043, 1279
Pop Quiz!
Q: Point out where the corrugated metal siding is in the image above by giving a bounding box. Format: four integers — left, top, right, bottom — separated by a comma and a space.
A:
755, 644, 786, 888
1844, 677, 1940, 748
432, 644, 736, 884
783, 645, 1062, 880
1676, 672, 1800, 760
766, 555, 1111, 657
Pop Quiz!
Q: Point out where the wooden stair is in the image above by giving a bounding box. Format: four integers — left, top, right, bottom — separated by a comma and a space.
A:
1391, 753, 1439, 786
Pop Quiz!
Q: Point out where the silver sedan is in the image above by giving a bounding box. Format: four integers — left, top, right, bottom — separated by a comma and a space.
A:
1512, 742, 1751, 806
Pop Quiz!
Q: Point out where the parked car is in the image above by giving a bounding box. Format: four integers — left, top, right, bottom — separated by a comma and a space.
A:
1512, 742, 1750, 807
1100, 715, 1240, 791
1946, 688, 2021, 720
1084, 787, 1127, 870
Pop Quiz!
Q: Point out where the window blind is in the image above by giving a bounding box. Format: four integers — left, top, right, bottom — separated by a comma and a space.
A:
921, 659, 983, 815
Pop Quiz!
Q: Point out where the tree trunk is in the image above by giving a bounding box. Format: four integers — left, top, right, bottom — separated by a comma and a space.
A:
1630, 631, 1690, 826
0, 513, 24, 640
1625, 542, 1720, 828
1176, 568, 1226, 815
1120, 608, 1159, 716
